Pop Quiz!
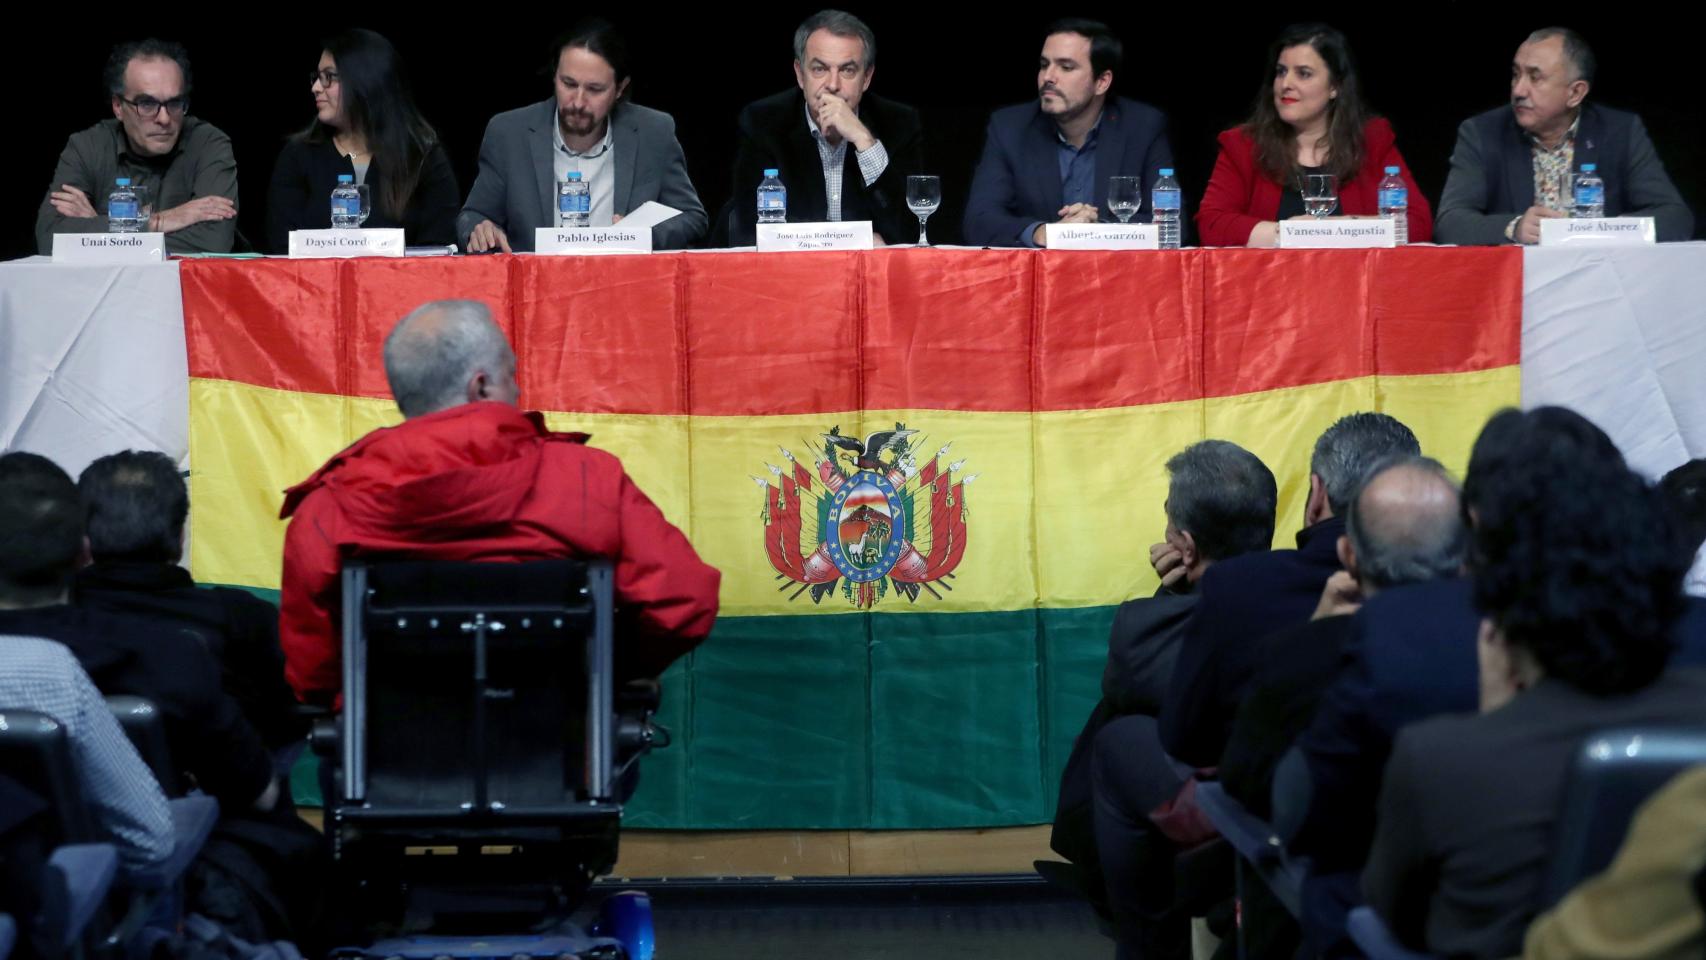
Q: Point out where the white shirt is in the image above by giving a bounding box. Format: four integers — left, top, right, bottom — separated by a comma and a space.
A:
804, 104, 888, 222
553, 116, 617, 227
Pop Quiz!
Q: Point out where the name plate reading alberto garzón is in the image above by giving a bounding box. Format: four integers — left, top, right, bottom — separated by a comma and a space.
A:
756, 221, 874, 252
1045, 223, 1159, 250
52, 232, 167, 263
534, 227, 653, 254
1539, 217, 1656, 246
288, 229, 405, 259
1278, 219, 1396, 249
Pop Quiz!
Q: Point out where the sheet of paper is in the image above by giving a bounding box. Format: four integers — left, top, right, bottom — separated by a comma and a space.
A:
619, 201, 682, 229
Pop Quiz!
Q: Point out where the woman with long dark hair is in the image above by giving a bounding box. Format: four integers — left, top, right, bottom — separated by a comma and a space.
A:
1196, 23, 1432, 246
265, 29, 459, 251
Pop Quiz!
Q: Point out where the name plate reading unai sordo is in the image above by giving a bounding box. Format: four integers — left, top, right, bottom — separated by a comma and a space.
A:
756, 221, 874, 252
1278, 219, 1396, 249
288, 229, 405, 258
534, 226, 653, 254
1539, 217, 1656, 246
52, 232, 166, 263
1045, 223, 1159, 250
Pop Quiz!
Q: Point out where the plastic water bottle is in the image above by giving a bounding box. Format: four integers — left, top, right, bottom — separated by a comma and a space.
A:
558, 172, 591, 228
107, 177, 142, 233
1378, 166, 1409, 245
757, 168, 787, 224
330, 174, 361, 228
1152, 168, 1182, 249
1573, 164, 1605, 219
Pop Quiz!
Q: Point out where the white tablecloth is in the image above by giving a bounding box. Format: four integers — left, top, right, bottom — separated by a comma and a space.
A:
1522, 242, 1706, 478
0, 257, 187, 477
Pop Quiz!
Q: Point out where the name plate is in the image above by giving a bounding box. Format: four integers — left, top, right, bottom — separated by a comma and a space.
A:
52, 232, 166, 263
1539, 217, 1656, 246
1279, 218, 1396, 248
757, 221, 873, 252
1045, 223, 1159, 250
288, 228, 405, 258
534, 226, 653, 255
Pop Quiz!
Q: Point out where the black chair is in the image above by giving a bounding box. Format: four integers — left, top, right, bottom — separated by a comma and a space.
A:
317, 558, 640, 917
1349, 726, 1706, 960
36, 844, 119, 960
0, 709, 217, 960
103, 699, 182, 798
1196, 780, 1309, 959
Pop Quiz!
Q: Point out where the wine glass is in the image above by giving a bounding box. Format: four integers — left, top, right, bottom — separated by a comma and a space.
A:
1107, 176, 1142, 223
1302, 174, 1339, 218
906, 175, 941, 246
355, 183, 372, 227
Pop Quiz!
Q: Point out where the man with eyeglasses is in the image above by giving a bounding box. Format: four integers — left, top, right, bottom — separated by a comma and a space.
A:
36, 38, 238, 254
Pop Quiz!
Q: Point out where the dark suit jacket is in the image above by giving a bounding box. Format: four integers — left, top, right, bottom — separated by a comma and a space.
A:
456, 98, 707, 251
1364, 669, 1706, 959
264, 137, 460, 252
1102, 589, 1198, 717
1220, 613, 1354, 820
75, 561, 305, 751
1160, 515, 1346, 767
1435, 102, 1694, 245
0, 605, 273, 808
963, 96, 1175, 247
723, 89, 924, 246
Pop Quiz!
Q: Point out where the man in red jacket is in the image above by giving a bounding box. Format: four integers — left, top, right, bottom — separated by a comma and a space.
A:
278, 299, 721, 705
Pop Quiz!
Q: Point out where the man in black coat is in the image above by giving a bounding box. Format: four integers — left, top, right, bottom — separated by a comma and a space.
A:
72, 450, 304, 753
723, 10, 925, 246
1159, 412, 1421, 768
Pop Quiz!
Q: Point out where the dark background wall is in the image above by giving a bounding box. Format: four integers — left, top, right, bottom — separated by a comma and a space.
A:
11, 3, 1702, 257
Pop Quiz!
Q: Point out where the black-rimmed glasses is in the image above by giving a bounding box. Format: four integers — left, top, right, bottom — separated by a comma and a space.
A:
119, 95, 189, 118
311, 69, 339, 87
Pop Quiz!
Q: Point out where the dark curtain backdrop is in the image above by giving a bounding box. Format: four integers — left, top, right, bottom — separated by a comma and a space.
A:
11, 3, 1703, 257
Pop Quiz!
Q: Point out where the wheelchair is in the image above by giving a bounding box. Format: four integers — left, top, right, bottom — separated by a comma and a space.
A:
311, 558, 662, 960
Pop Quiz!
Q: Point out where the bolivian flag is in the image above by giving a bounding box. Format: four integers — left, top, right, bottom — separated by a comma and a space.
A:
181, 247, 1519, 829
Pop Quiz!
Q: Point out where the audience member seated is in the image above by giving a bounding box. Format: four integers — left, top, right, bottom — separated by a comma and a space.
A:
0, 638, 173, 880
265, 29, 460, 252
1522, 765, 1706, 960
1195, 23, 1432, 247
0, 452, 277, 813
73, 450, 304, 753
278, 299, 720, 705
457, 20, 707, 253
724, 9, 925, 246
1160, 411, 1419, 767
1283, 407, 1706, 960
1052, 439, 1276, 960
1221, 454, 1466, 819
36, 39, 237, 254
1362, 407, 1706, 959
961, 18, 1173, 248
1659, 458, 1706, 598
1435, 27, 1693, 245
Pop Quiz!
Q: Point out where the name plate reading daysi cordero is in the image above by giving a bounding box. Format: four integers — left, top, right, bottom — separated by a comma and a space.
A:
288, 229, 405, 259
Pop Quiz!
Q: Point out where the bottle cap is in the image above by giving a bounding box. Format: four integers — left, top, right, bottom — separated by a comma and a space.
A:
763, 168, 780, 177
567, 172, 583, 181
337, 174, 354, 182
1581, 163, 1597, 172
1158, 168, 1174, 176
115, 177, 131, 186
1384, 166, 1400, 175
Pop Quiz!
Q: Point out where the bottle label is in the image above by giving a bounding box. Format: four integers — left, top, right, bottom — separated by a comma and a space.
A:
109, 200, 139, 219
1378, 188, 1407, 208
1152, 189, 1181, 211
332, 197, 360, 217
1575, 184, 1605, 206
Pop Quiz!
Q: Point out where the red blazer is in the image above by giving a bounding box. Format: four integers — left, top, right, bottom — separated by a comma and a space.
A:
1195, 117, 1433, 246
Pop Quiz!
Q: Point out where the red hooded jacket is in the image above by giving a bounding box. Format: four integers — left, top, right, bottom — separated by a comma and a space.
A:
277, 401, 720, 704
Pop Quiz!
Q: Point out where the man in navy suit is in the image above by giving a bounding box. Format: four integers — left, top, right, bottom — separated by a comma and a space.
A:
963, 19, 1175, 248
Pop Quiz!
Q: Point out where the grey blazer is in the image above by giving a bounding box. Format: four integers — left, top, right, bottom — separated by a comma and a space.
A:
456, 99, 707, 251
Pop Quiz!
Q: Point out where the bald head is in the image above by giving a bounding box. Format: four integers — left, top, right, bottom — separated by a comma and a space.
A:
1344, 456, 1467, 593
382, 300, 518, 418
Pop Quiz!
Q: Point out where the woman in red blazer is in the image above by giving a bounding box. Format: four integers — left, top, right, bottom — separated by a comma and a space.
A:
1196, 23, 1432, 247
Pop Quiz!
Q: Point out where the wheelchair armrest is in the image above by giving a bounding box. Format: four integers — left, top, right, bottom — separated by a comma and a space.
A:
37, 843, 119, 956
127, 796, 219, 892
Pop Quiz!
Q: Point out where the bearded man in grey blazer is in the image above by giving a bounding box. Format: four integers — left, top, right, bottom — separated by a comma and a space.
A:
457, 19, 708, 252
